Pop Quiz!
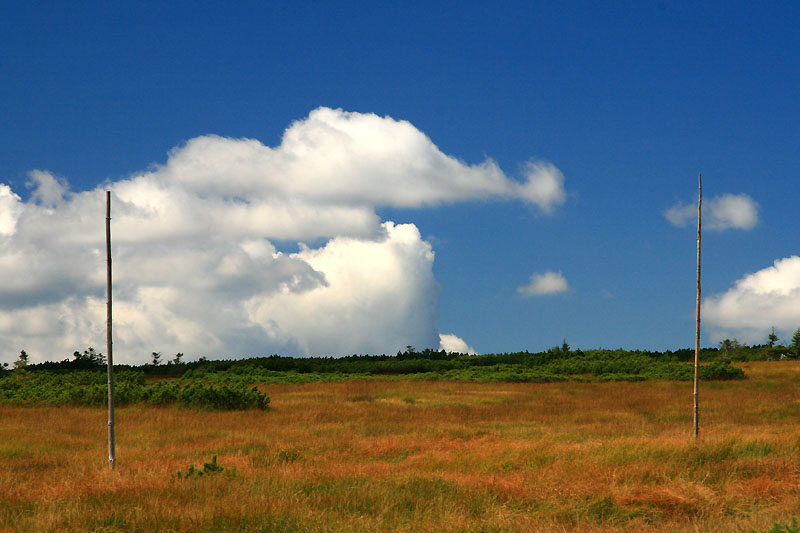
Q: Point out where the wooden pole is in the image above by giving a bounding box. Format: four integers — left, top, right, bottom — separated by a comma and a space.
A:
106, 191, 116, 469
693, 174, 702, 439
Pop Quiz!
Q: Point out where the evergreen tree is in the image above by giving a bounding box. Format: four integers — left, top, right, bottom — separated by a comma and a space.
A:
768, 327, 779, 348
791, 328, 800, 359
719, 339, 733, 357
72, 347, 105, 366
13, 350, 29, 371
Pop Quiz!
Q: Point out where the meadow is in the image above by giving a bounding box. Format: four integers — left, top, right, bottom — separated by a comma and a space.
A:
1, 361, 798, 532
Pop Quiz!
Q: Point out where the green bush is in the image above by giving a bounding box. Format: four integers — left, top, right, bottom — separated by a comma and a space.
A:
0, 370, 269, 410
753, 517, 799, 533
177, 382, 269, 410
144, 380, 181, 406
175, 455, 226, 479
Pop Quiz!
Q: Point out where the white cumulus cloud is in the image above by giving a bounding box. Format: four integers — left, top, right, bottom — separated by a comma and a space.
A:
0, 185, 22, 236
703, 256, 800, 343
517, 271, 568, 297
664, 193, 758, 230
439, 333, 477, 354
245, 222, 441, 356
0, 107, 566, 364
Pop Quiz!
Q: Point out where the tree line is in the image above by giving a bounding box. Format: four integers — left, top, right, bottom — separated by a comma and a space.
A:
3, 331, 799, 377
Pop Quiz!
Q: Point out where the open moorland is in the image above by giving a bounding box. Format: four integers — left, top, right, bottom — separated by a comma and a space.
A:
1, 361, 799, 532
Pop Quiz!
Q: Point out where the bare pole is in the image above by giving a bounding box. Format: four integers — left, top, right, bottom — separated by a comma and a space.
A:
693, 174, 702, 439
106, 191, 116, 469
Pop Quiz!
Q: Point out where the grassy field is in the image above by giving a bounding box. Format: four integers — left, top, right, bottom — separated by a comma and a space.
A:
1, 361, 798, 532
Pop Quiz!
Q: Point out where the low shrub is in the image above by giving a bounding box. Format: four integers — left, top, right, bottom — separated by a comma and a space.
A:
174, 456, 226, 479
177, 382, 269, 410
753, 517, 799, 533
0, 370, 269, 410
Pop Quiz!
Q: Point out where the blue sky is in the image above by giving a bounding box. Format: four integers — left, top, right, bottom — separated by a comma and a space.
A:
1, 2, 798, 362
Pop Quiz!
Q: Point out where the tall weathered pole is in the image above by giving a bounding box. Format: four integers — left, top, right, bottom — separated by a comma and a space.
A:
693, 174, 702, 439
106, 191, 116, 469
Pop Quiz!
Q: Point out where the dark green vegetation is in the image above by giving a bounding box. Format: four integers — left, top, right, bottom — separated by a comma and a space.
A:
174, 456, 227, 479
0, 369, 269, 410
755, 518, 800, 533
0, 344, 747, 408
175, 346, 745, 385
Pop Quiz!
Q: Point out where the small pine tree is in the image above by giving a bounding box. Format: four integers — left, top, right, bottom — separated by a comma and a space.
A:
13, 350, 29, 371
72, 348, 105, 366
85, 347, 105, 365
152, 352, 162, 366
768, 327, 779, 348
791, 328, 800, 359
173, 352, 184, 365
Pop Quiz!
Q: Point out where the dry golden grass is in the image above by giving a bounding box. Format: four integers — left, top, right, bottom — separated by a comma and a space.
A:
1, 362, 799, 532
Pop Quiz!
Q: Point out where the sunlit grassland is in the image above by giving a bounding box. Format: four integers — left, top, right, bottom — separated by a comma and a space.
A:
1, 362, 798, 532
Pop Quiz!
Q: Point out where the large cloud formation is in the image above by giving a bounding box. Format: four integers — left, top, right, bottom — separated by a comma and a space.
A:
0, 108, 566, 363
703, 256, 800, 343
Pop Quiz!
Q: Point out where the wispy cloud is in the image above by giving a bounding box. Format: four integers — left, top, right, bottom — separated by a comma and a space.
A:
517, 271, 568, 297
515, 161, 567, 214
664, 193, 758, 230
